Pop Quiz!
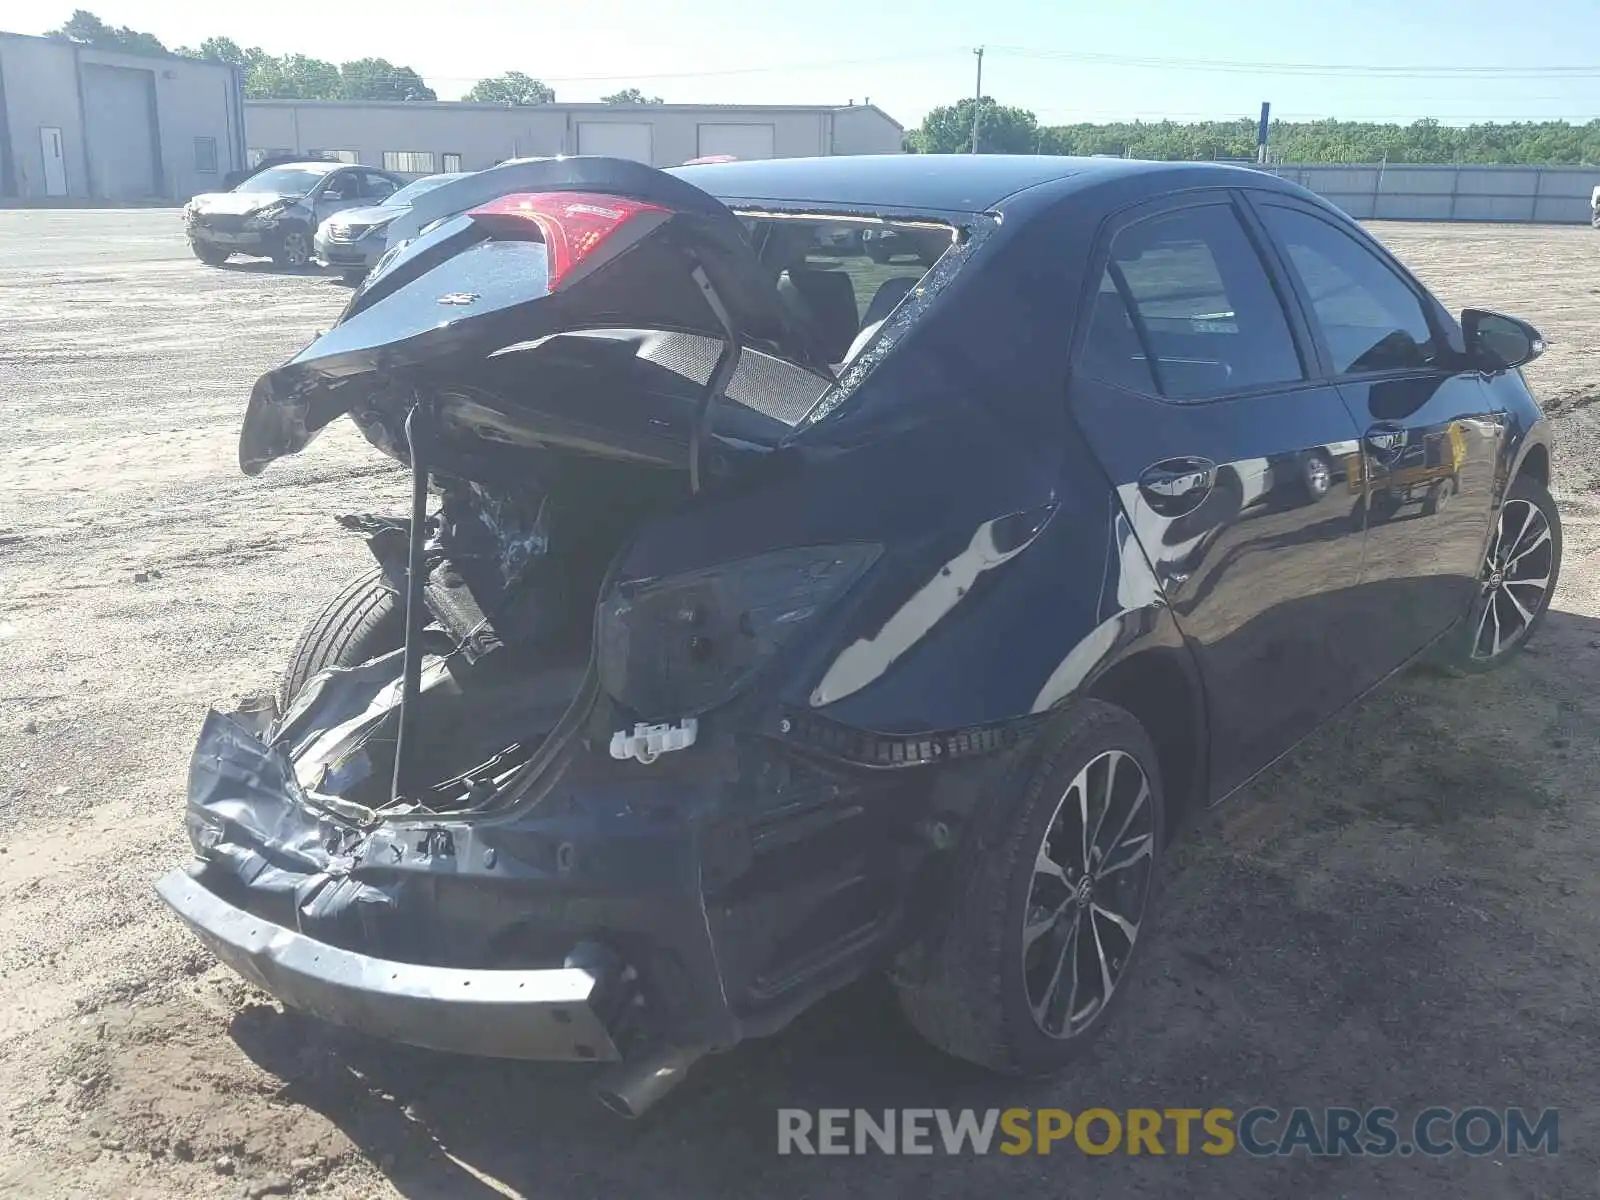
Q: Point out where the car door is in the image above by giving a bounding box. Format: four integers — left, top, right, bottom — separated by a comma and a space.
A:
1249, 198, 1505, 680
1068, 193, 1368, 799
313, 169, 363, 224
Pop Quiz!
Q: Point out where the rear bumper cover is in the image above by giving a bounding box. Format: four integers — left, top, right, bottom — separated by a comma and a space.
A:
157, 694, 932, 1063
156, 867, 621, 1061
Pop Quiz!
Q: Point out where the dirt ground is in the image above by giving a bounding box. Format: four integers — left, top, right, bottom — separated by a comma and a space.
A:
2, 211, 1600, 1199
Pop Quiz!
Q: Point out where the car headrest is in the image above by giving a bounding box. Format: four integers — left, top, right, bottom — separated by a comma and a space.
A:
861, 276, 919, 329
780, 268, 860, 364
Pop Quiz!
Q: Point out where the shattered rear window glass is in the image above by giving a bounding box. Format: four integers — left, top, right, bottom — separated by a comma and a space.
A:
737, 213, 962, 383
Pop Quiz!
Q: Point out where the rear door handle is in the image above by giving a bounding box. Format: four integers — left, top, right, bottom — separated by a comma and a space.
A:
1138, 457, 1215, 516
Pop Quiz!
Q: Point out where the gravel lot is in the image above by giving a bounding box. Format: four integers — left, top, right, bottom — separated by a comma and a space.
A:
2, 210, 1600, 1199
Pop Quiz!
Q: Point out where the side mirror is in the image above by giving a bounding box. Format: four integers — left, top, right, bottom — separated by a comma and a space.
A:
1462, 309, 1545, 372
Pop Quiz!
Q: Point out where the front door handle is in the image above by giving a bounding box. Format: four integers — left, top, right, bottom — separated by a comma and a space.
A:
1139, 457, 1215, 516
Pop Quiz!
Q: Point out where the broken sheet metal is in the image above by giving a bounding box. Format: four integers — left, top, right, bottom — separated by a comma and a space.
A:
463, 482, 551, 585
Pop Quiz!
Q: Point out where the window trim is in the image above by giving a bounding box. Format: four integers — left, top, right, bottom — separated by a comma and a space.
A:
1071, 190, 1316, 407
1244, 193, 1454, 383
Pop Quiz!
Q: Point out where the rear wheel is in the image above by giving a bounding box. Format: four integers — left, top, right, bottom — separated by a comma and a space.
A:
1428, 475, 1561, 675
273, 227, 313, 269
191, 242, 231, 266
280, 568, 405, 708
894, 700, 1164, 1075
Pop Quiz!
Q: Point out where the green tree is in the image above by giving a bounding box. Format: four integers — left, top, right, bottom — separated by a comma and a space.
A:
176, 36, 250, 69
601, 88, 664, 104
1010, 114, 1600, 166
49, 9, 167, 55
464, 72, 555, 105
245, 53, 341, 100
339, 58, 436, 102
910, 98, 1039, 154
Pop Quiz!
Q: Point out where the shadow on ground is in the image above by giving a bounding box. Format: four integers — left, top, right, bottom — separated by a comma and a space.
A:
228, 610, 1600, 1199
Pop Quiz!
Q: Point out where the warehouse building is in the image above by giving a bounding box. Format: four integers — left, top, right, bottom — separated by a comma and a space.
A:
0, 31, 245, 202
243, 99, 905, 173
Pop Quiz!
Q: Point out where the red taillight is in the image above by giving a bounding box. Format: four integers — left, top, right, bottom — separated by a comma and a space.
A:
467, 191, 668, 290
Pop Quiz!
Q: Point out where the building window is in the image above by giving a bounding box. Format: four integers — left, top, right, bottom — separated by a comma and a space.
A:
442, 152, 463, 172
310, 149, 360, 164
383, 151, 436, 173
194, 137, 218, 174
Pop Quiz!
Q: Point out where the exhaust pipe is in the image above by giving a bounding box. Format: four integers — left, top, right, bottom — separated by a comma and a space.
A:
592, 1043, 709, 1119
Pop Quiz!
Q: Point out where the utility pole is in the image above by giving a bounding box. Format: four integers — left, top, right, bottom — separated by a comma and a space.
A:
971, 46, 984, 154
1256, 101, 1271, 165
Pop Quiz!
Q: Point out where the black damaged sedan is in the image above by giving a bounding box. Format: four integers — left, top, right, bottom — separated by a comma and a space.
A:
158, 154, 1560, 1117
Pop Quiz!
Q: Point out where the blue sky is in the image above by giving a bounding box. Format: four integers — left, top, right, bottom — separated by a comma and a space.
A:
27, 0, 1600, 128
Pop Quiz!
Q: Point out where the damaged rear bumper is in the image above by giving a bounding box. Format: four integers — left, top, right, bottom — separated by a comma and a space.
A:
156, 867, 622, 1061
156, 689, 943, 1073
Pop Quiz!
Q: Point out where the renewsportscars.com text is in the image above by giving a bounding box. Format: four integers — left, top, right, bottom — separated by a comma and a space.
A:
777, 1107, 1559, 1157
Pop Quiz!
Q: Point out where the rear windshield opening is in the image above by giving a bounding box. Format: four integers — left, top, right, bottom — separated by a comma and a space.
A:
737, 214, 957, 372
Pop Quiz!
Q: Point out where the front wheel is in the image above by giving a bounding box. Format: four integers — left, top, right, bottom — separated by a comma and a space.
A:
894, 700, 1164, 1075
191, 242, 231, 266
340, 268, 367, 286
1428, 475, 1561, 675
273, 227, 314, 269
1300, 451, 1332, 501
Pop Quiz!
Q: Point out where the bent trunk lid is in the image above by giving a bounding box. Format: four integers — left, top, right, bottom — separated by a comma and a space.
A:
240, 156, 827, 475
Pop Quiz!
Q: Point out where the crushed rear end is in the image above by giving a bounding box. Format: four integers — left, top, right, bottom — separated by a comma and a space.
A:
157, 157, 1001, 1114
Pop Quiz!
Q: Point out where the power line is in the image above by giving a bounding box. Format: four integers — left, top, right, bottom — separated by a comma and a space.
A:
991, 46, 1600, 79
412, 48, 965, 86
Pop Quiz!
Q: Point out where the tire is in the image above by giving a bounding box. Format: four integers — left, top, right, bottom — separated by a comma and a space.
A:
1427, 475, 1561, 676
340, 268, 367, 286
1300, 451, 1332, 501
894, 699, 1165, 1075
191, 242, 231, 266
280, 567, 405, 708
1421, 476, 1456, 516
1367, 490, 1403, 525
865, 241, 891, 264
273, 226, 314, 270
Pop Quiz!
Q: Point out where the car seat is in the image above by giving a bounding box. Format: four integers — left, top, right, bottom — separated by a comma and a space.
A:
840, 276, 920, 364
777, 267, 860, 365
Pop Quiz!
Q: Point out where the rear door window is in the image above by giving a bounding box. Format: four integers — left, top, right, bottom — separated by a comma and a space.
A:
1086, 204, 1304, 401
1257, 205, 1439, 375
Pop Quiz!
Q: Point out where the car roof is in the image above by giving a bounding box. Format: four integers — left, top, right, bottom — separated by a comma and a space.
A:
668, 154, 1280, 215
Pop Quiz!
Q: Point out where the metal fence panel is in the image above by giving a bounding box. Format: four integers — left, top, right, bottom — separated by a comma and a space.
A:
1257, 162, 1597, 224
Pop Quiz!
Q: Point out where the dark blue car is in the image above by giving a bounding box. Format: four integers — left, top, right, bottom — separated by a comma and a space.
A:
157, 154, 1560, 1117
